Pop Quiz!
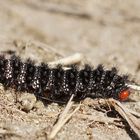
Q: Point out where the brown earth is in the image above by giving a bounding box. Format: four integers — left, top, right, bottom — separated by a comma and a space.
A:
0, 0, 140, 140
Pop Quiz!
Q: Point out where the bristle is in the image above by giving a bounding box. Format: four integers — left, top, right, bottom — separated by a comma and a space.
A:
31, 66, 41, 94
16, 62, 27, 91
40, 63, 49, 93
4, 59, 13, 87
0, 55, 6, 84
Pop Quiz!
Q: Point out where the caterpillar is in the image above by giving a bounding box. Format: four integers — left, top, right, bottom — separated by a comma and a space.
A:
0, 55, 130, 103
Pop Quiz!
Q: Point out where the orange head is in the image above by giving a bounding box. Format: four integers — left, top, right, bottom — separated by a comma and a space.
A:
118, 89, 130, 101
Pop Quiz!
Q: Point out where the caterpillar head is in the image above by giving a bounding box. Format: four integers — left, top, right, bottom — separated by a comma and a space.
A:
118, 89, 130, 101
113, 75, 130, 101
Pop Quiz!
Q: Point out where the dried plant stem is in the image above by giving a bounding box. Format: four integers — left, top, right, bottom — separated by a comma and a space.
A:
126, 84, 140, 91
48, 53, 84, 67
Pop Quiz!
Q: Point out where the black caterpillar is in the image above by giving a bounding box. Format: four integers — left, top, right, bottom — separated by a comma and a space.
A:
0, 55, 130, 103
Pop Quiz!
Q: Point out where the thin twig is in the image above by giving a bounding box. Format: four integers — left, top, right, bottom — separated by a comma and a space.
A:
48, 95, 81, 139
48, 95, 74, 139
128, 109, 140, 118
32, 41, 64, 57
23, 1, 91, 19
108, 99, 140, 139
58, 94, 74, 122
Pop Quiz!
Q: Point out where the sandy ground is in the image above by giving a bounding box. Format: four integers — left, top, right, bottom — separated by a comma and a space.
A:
0, 0, 140, 140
